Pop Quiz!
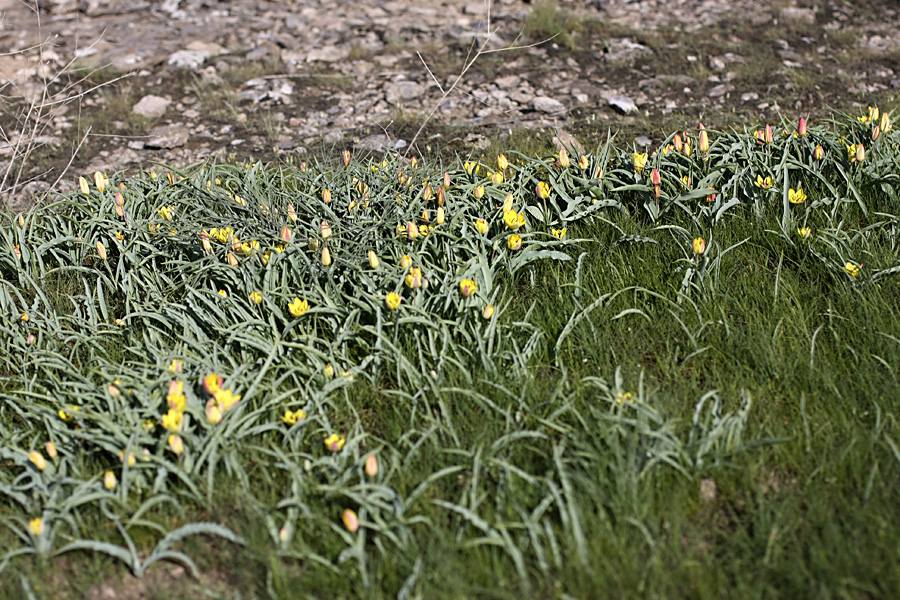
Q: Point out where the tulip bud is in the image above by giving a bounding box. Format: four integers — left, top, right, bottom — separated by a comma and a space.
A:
872, 126, 880, 142
368, 250, 379, 269
558, 147, 570, 168
342, 509, 359, 533
578, 155, 589, 170
473, 186, 484, 199
114, 192, 124, 207
443, 172, 451, 189
814, 144, 824, 160
322, 189, 331, 204
45, 441, 57, 459
321, 220, 332, 240
287, 203, 297, 222
503, 194, 514, 212
765, 124, 774, 144
365, 454, 379, 477
96, 241, 107, 260
536, 181, 550, 199
856, 143, 865, 163
436, 187, 445, 206
880, 112, 891, 133
28, 450, 47, 471
108, 383, 121, 397
698, 130, 709, 153
400, 254, 412, 269
407, 221, 418, 239
673, 134, 683, 152
94, 171, 106, 193
683, 141, 693, 157
798, 116, 807, 136
491, 171, 503, 185
423, 186, 432, 202
483, 305, 495, 320
104, 471, 117, 490
168, 434, 184, 455
325, 364, 335, 378
692, 237, 706, 255
342, 150, 351, 167
421, 209, 429, 222
650, 168, 661, 186
200, 231, 212, 252
280, 226, 292, 243
497, 154, 508, 171
321, 247, 332, 267
436, 206, 445, 225
206, 398, 223, 424
226, 252, 238, 267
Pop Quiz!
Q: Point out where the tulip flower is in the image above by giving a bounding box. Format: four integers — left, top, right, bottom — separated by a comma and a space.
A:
280, 225, 292, 243
765, 124, 774, 144
79, 176, 90, 196
880, 112, 891, 133
405, 268, 423, 289
814, 144, 824, 160
552, 227, 567, 239
632, 152, 648, 173
321, 221, 332, 240
483, 305, 495, 320
226, 252, 238, 267
324, 433, 346, 452
650, 168, 661, 186
385, 292, 401, 310
400, 254, 412, 269
205, 398, 223, 424
288, 297, 309, 317
578, 155, 589, 170
497, 154, 508, 171
797, 227, 811, 239
844, 262, 860, 277
443, 172, 451, 188
281, 408, 307, 425
104, 471, 117, 490
507, 234, 522, 251
536, 181, 550, 199
474, 218, 489, 235
692, 237, 706, 255
407, 221, 419, 240
460, 278, 477, 297
342, 150, 351, 167
798, 116, 807, 136
342, 509, 359, 533
558, 147, 570, 168
321, 247, 332, 266
29, 518, 44, 536
473, 185, 484, 199
503, 209, 525, 230
673, 133, 683, 152
788, 187, 807, 204
250, 291, 263, 305
683, 140, 693, 157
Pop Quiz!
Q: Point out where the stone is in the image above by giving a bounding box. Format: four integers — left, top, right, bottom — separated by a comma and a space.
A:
707, 83, 734, 98
528, 96, 566, 114
779, 7, 816, 24
168, 50, 207, 69
741, 92, 759, 102
145, 125, 188, 149
132, 95, 170, 119
356, 134, 394, 152
552, 129, 584, 156
634, 135, 652, 147
607, 94, 636, 114
385, 81, 424, 104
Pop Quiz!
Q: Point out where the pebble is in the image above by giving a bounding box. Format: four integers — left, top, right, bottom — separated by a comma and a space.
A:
132, 95, 170, 119
529, 96, 566, 114
145, 125, 189, 149
607, 95, 637, 114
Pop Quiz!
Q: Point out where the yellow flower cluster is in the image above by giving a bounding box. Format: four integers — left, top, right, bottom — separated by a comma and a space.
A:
202, 371, 242, 425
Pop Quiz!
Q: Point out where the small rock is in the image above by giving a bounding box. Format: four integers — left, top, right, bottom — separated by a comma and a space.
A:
306, 46, 350, 63
700, 478, 717, 503
741, 92, 759, 102
709, 56, 726, 71
323, 131, 342, 144
495, 75, 520, 89
552, 129, 584, 156
168, 50, 206, 69
356, 133, 394, 152
145, 125, 188, 149
779, 7, 816, 24
707, 84, 734, 98
634, 135, 652, 147
607, 95, 636, 114
529, 96, 566, 114
385, 81, 424, 104
132, 95, 170, 119
573, 93, 589, 104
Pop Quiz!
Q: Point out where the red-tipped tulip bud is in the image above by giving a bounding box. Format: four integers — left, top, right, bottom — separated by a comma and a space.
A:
673, 134, 683, 152
365, 454, 379, 477
342, 509, 359, 533
114, 192, 124, 207
96, 241, 107, 260
280, 226, 292, 243
814, 144, 824, 160
287, 203, 297, 222
443, 172, 450, 189
322, 189, 331, 204
473, 186, 484, 199
423, 186, 432, 202
321, 220, 332, 240
483, 304, 495, 320
437, 187, 445, 206
407, 221, 418, 239
699, 130, 709, 153
342, 150, 350, 167
321, 247, 332, 267
650, 168, 661, 186
558, 147, 570, 168
798, 116, 807, 136
692, 237, 706, 255
856, 143, 866, 163
226, 252, 238, 267
578, 155, 589, 170
872, 126, 881, 142
765, 124, 774, 144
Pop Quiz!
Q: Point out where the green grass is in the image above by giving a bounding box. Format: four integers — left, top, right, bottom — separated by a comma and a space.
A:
0, 108, 899, 599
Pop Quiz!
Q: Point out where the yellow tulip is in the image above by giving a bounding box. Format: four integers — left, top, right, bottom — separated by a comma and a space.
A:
288, 297, 309, 317
368, 250, 380, 269
536, 181, 550, 199
459, 278, 477, 297
692, 237, 706, 255
342, 508, 359, 533
29, 518, 44, 536
508, 234, 522, 251
632, 152, 648, 173
324, 433, 346, 452
103, 471, 117, 490
483, 305, 495, 320
167, 434, 184, 455
365, 454, 379, 477
28, 450, 47, 471
385, 292, 401, 311
474, 218, 489, 235
788, 187, 807, 204
844, 262, 860, 278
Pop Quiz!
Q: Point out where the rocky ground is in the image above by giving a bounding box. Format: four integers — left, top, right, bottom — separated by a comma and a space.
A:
0, 0, 898, 208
